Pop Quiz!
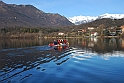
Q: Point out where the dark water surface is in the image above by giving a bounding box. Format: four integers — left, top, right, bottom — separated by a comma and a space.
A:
0, 38, 124, 83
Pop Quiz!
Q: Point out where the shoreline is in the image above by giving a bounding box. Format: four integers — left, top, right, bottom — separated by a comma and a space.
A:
0, 36, 121, 39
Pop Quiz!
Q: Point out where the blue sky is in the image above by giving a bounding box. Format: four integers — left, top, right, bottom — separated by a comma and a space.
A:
3, 0, 124, 17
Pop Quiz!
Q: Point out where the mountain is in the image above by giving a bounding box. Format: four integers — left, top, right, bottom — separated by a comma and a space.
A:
77, 18, 124, 29
0, 1, 73, 28
68, 13, 124, 25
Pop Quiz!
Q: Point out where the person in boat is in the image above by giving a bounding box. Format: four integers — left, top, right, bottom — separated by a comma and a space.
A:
60, 39, 63, 44
54, 40, 58, 45
63, 39, 67, 44
57, 39, 61, 45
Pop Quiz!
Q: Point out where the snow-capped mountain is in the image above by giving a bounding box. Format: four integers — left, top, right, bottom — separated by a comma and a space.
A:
68, 13, 124, 25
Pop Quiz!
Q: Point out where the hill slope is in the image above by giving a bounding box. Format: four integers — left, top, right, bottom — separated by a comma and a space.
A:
0, 1, 73, 28
78, 18, 124, 29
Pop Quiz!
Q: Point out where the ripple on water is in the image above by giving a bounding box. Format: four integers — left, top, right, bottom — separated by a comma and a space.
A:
0, 46, 124, 83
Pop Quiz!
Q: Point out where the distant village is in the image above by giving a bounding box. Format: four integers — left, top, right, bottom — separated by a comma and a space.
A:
57, 25, 124, 38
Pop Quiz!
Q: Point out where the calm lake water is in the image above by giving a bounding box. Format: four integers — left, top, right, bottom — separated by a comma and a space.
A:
0, 38, 124, 83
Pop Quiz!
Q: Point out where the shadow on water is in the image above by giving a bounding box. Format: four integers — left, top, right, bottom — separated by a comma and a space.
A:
0, 38, 124, 83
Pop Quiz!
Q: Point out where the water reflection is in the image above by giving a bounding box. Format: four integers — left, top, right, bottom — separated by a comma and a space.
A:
1, 38, 124, 53
0, 38, 124, 83
68, 38, 124, 53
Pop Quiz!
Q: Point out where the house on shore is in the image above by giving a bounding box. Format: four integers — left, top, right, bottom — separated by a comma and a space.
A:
120, 25, 124, 34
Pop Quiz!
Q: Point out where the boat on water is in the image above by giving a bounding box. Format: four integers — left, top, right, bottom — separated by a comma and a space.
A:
49, 43, 69, 47
48, 41, 69, 51
48, 39, 69, 47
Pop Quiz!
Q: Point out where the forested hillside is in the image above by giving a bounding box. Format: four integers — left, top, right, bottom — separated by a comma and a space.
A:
0, 1, 73, 28
78, 18, 124, 29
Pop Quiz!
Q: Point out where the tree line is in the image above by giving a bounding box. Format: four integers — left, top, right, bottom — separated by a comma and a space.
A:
0, 23, 124, 38
0, 26, 62, 38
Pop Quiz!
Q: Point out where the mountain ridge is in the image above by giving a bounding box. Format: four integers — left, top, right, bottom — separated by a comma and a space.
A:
0, 1, 73, 28
68, 13, 124, 25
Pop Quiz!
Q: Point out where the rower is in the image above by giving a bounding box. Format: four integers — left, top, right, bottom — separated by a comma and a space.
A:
54, 40, 58, 45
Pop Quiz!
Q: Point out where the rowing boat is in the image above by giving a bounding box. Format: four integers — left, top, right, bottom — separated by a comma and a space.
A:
48, 43, 69, 47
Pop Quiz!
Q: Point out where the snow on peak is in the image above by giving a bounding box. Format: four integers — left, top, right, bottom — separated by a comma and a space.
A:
68, 13, 124, 25
98, 13, 124, 19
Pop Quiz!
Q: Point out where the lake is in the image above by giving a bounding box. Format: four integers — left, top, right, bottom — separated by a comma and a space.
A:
0, 38, 124, 83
